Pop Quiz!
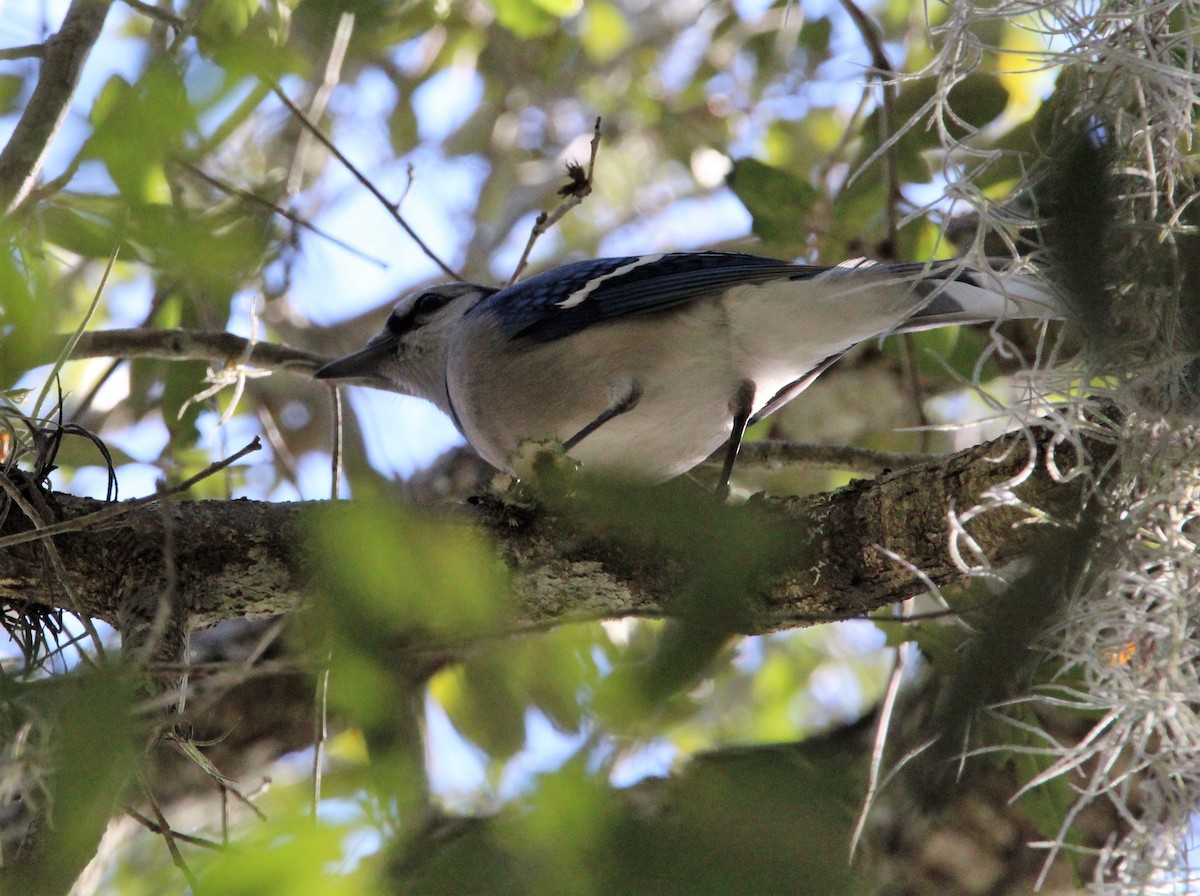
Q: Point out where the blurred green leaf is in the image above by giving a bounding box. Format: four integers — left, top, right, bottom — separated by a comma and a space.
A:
491, 0, 580, 38
204, 25, 303, 81
533, 0, 582, 15
0, 74, 23, 116
726, 158, 819, 249
198, 0, 258, 38
38, 195, 136, 261
312, 503, 508, 639
1004, 703, 1085, 862
580, 1, 631, 63
198, 813, 377, 896
436, 658, 528, 760
0, 247, 49, 384
881, 325, 997, 384
946, 72, 1011, 132
304, 502, 509, 736
396, 733, 869, 895
432, 626, 598, 760
6, 671, 141, 896
85, 64, 194, 203
800, 16, 833, 57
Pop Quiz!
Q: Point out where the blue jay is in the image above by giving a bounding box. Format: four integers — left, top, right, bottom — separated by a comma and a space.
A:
315, 252, 1055, 486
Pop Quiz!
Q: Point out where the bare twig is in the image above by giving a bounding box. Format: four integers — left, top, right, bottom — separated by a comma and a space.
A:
0, 44, 46, 61
181, 163, 389, 268
850, 597, 913, 859
271, 85, 463, 281
119, 0, 185, 28
328, 385, 342, 501
287, 11, 355, 196
508, 117, 603, 285
222, 779, 270, 822
66, 328, 327, 373
139, 776, 201, 889
705, 439, 937, 476
312, 666, 329, 817
0, 0, 112, 213
894, 334, 933, 450
0, 437, 262, 551
127, 808, 224, 850
838, 0, 900, 255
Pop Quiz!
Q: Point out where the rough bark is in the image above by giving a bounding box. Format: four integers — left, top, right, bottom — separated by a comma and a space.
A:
0, 425, 1107, 639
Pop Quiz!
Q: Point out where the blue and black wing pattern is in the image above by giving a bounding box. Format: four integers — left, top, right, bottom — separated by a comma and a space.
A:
478, 252, 823, 342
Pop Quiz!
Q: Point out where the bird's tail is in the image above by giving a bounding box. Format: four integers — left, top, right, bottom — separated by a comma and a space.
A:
834, 258, 1060, 332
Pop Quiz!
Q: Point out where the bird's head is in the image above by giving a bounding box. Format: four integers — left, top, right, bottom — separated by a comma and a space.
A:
315, 282, 494, 401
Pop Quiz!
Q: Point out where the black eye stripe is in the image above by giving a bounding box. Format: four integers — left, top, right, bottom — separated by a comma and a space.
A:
385, 309, 409, 335
413, 291, 450, 315
385, 291, 451, 335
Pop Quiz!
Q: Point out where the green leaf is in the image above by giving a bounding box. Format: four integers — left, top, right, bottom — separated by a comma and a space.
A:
5, 670, 141, 896
490, 0, 553, 37
946, 72, 1010, 131
799, 16, 832, 56
726, 158, 819, 249
435, 659, 528, 760
198, 0, 259, 37
532, 0, 581, 14
38, 196, 135, 261
0, 74, 22, 116
432, 625, 598, 760
311, 502, 508, 640
305, 502, 509, 739
580, 1, 630, 62
199, 814, 376, 896
85, 64, 195, 203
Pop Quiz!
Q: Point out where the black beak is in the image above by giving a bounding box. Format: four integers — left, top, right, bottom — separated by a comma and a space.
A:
314, 336, 400, 392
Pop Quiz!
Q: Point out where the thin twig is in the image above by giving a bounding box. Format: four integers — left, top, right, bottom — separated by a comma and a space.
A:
0, 44, 45, 61
127, 808, 224, 850
894, 334, 933, 450
703, 439, 937, 476
508, 117, 603, 285
224, 778, 270, 822
65, 328, 327, 373
119, 0, 185, 28
850, 598, 912, 859
0, 438, 262, 551
312, 666, 330, 817
287, 11, 355, 196
328, 385, 342, 501
838, 0, 900, 255
181, 162, 389, 268
271, 85, 463, 281
138, 776, 200, 889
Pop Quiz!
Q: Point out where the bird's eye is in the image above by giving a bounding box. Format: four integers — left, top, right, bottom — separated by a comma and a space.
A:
384, 308, 408, 335
384, 291, 450, 335
413, 291, 451, 316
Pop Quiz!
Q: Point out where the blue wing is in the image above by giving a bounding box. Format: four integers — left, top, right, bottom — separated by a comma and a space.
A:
476, 252, 826, 342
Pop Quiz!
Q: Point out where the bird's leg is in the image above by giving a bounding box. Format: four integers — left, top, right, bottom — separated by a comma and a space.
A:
563, 379, 644, 450
717, 379, 756, 498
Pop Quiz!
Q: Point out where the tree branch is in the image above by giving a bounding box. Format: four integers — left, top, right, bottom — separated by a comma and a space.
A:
0, 426, 1108, 637
0, 0, 112, 214
66, 328, 328, 374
